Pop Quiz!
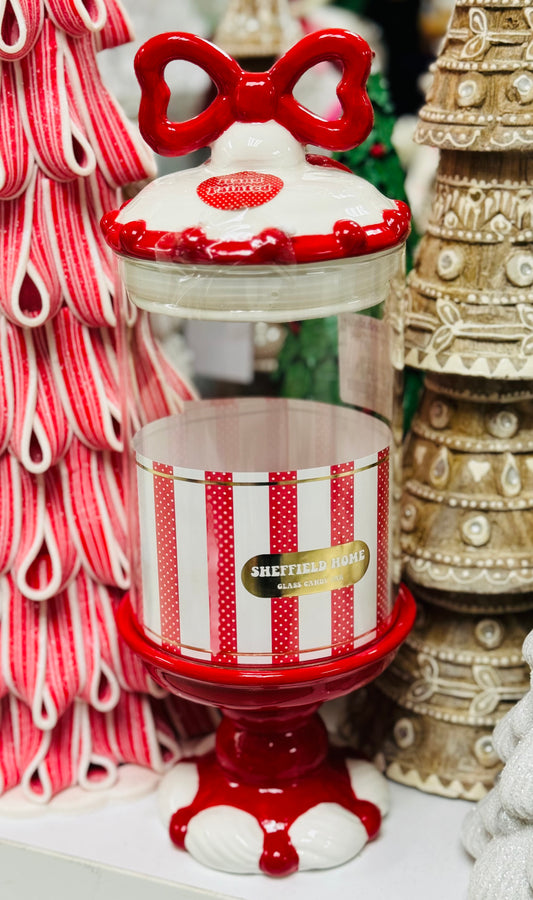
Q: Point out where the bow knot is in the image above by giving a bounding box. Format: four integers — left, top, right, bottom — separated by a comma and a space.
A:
234, 74, 276, 123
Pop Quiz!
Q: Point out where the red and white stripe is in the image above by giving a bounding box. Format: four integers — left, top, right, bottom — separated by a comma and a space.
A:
0, 455, 22, 574
0, 318, 14, 453
66, 34, 155, 188
44, 176, 116, 326
0, 696, 43, 796
44, 0, 107, 37
136, 446, 390, 666
331, 462, 355, 656
206, 472, 238, 663
296, 466, 332, 662
94, 582, 162, 697
85, 170, 118, 286
21, 703, 82, 801
377, 446, 391, 627
270, 471, 299, 665
70, 571, 120, 713
131, 313, 197, 423
0, 171, 36, 324
10, 463, 79, 602
26, 173, 64, 323
8, 324, 71, 471
1, 574, 49, 721
17, 23, 96, 182
47, 309, 122, 451
94, 0, 134, 51
352, 449, 382, 651
153, 461, 181, 650
0, 0, 43, 60
0, 171, 63, 325
0, 61, 33, 198
61, 440, 129, 590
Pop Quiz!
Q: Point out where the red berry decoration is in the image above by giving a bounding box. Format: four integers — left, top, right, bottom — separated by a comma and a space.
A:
369, 142, 387, 159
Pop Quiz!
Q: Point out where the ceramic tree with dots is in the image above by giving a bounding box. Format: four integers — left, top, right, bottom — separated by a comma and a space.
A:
353, 0, 533, 801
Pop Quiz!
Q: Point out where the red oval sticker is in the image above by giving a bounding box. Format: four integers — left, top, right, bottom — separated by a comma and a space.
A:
197, 171, 284, 210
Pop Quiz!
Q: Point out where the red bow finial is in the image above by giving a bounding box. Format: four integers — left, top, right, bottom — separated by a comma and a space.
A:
135, 30, 374, 157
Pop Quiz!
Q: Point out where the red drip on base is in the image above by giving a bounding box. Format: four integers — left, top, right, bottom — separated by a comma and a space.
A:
169, 708, 381, 877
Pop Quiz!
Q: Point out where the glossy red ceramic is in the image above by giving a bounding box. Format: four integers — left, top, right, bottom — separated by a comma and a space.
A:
135, 29, 374, 156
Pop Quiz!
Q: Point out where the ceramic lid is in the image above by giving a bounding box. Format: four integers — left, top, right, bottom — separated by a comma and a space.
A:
102, 30, 410, 320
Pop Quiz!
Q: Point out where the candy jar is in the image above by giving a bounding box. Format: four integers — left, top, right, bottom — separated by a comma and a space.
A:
102, 28, 416, 877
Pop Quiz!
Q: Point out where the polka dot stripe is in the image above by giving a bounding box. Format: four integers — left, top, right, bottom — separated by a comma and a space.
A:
205, 473, 237, 664
270, 472, 299, 665
377, 448, 390, 624
330, 463, 355, 657
153, 462, 180, 649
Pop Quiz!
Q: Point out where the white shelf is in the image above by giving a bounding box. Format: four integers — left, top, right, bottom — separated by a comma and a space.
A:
0, 780, 473, 900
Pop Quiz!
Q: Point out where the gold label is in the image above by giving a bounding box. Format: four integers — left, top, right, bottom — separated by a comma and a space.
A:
241, 541, 370, 599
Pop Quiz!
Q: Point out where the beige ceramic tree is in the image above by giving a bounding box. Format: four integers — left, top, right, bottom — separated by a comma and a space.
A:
352, 0, 533, 800
214, 0, 300, 58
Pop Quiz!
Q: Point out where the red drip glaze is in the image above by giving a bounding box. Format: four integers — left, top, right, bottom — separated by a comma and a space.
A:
101, 200, 410, 265
169, 708, 381, 878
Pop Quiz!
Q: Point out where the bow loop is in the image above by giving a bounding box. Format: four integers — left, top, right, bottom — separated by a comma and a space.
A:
269, 29, 373, 151
135, 29, 373, 157
135, 32, 241, 156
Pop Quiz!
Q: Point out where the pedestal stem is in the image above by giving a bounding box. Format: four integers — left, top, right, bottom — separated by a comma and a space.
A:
216, 704, 328, 784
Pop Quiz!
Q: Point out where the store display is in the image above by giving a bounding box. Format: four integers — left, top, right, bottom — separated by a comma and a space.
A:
104, 28, 415, 875
0, 0, 216, 808
352, 0, 533, 801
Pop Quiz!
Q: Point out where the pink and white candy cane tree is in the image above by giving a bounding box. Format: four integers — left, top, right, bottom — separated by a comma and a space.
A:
0, 0, 215, 806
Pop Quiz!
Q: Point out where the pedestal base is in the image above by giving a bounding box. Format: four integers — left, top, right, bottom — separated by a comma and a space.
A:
158, 740, 388, 876
119, 586, 415, 876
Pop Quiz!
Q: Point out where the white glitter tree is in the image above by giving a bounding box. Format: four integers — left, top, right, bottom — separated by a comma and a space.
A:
463, 629, 533, 899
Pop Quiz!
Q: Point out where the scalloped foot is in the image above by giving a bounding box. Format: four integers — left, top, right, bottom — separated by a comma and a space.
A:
158, 749, 388, 876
